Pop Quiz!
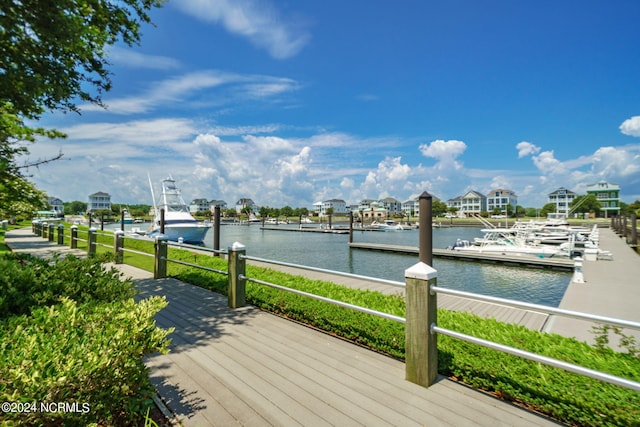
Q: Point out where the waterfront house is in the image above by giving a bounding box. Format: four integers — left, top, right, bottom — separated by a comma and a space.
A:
586, 181, 620, 218
48, 197, 64, 215
235, 198, 256, 215
446, 196, 462, 213
447, 191, 486, 216
403, 194, 441, 218
379, 197, 403, 216
87, 191, 111, 213
315, 199, 348, 217
208, 200, 228, 214
548, 187, 576, 216
359, 201, 387, 219
189, 198, 210, 215
486, 189, 517, 214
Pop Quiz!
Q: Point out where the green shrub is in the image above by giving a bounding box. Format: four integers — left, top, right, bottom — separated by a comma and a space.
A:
161, 248, 640, 427
0, 253, 134, 320
0, 297, 171, 426
0, 253, 172, 426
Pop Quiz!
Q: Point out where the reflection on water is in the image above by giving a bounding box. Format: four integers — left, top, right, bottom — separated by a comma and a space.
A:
109, 222, 570, 307
204, 225, 570, 307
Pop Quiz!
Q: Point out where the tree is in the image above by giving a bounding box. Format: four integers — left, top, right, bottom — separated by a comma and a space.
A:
570, 194, 601, 216
2, 0, 164, 120
432, 201, 448, 217
540, 203, 557, 217
1, 0, 164, 215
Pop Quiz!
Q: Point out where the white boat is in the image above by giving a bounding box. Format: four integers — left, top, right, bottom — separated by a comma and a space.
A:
119, 208, 134, 224
371, 220, 405, 231
146, 175, 211, 244
450, 227, 565, 258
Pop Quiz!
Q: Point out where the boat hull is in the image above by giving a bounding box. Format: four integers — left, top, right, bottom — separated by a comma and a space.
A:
147, 223, 210, 244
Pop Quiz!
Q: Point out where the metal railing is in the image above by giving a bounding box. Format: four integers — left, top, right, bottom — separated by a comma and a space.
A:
32, 222, 640, 393
428, 286, 640, 392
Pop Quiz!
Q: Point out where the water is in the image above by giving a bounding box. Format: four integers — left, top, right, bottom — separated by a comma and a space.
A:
197, 224, 570, 307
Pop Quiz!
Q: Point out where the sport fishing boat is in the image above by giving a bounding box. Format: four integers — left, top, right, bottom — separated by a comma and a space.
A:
146, 175, 211, 244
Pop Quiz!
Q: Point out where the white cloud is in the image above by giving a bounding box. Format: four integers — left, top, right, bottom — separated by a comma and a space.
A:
174, 0, 310, 59
419, 139, 466, 160
107, 47, 181, 70
81, 70, 300, 115
531, 150, 564, 175
516, 141, 541, 158
620, 116, 640, 137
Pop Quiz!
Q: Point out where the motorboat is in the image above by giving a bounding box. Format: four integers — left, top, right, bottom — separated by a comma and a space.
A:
371, 220, 405, 231
119, 208, 134, 224
450, 226, 564, 258
146, 175, 211, 244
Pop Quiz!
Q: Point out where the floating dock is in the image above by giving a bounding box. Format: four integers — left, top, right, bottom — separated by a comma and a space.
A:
348, 242, 575, 270
260, 226, 350, 234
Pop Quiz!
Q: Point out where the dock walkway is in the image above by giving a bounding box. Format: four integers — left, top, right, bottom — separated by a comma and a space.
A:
5, 228, 558, 426
545, 227, 640, 348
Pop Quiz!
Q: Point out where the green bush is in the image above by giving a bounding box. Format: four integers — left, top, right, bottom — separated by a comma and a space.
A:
0, 253, 134, 320
0, 253, 172, 426
161, 249, 640, 427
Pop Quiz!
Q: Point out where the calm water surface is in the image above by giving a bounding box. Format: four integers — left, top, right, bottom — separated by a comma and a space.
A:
193, 224, 571, 307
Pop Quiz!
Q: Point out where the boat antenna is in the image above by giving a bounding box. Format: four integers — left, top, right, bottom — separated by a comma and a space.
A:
147, 172, 157, 214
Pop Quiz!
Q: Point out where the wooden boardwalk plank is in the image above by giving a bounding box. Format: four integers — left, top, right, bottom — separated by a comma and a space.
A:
135, 277, 557, 426
6, 228, 561, 426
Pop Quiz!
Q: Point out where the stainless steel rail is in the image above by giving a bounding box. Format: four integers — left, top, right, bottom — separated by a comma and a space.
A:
241, 254, 405, 288
431, 285, 640, 331
432, 325, 640, 392
240, 274, 405, 323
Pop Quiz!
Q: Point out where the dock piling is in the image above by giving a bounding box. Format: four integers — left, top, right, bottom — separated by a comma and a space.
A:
418, 191, 433, 265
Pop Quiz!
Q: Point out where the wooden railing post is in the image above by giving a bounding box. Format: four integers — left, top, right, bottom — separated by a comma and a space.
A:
228, 241, 247, 308
114, 230, 124, 264
48, 223, 55, 242
41, 222, 48, 238
405, 262, 438, 388
154, 235, 168, 279
70, 225, 78, 249
57, 224, 64, 245
88, 227, 97, 256
631, 212, 638, 249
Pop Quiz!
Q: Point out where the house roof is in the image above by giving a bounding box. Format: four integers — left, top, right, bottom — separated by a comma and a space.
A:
89, 191, 110, 197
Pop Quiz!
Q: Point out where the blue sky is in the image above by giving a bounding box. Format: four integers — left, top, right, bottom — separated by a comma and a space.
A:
30, 0, 640, 209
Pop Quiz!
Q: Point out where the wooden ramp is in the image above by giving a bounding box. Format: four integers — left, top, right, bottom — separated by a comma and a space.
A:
135, 277, 558, 426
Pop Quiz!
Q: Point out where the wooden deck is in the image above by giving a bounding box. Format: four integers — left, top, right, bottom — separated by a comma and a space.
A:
136, 275, 558, 426
5, 228, 560, 426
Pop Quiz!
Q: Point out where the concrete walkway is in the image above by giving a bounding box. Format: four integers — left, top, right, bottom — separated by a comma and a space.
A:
545, 227, 640, 349
4, 228, 560, 426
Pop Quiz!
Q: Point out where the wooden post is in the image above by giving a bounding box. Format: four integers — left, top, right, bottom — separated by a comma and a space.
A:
154, 235, 168, 279
88, 228, 97, 256
623, 215, 628, 239
405, 262, 438, 388
349, 211, 353, 244
70, 226, 78, 249
41, 222, 48, 238
114, 230, 124, 264
120, 211, 125, 232
228, 241, 247, 308
213, 206, 221, 257
418, 191, 433, 265
631, 212, 638, 249
57, 224, 64, 245
48, 223, 55, 242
